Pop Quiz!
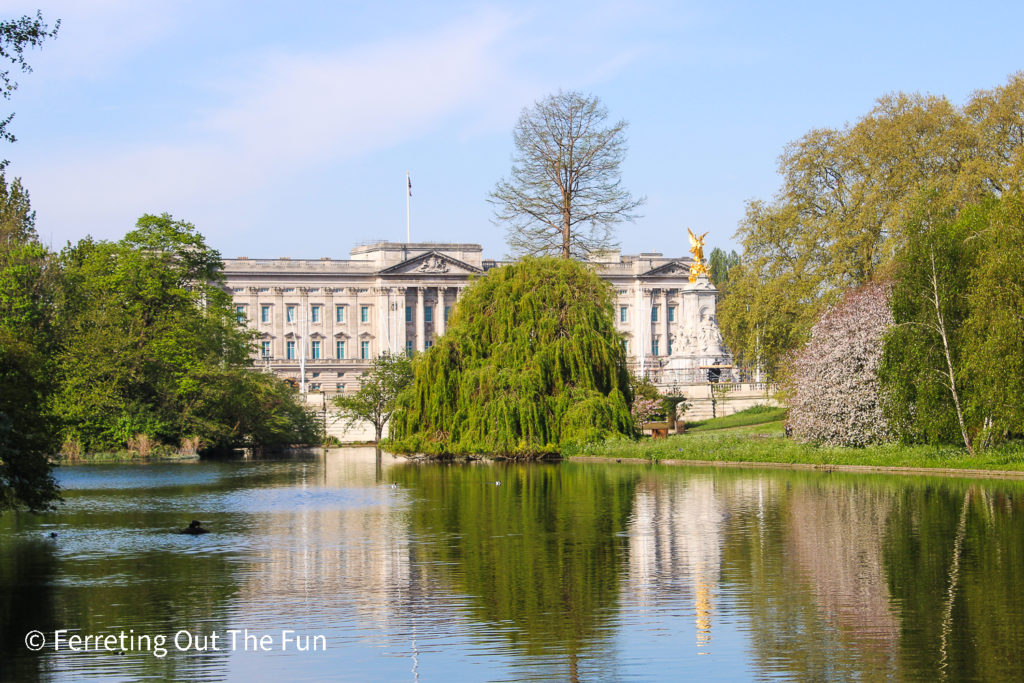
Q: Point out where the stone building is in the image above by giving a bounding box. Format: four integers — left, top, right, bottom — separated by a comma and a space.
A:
223, 242, 730, 393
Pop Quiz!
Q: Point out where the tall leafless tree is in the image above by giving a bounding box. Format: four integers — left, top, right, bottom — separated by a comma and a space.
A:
490, 90, 644, 259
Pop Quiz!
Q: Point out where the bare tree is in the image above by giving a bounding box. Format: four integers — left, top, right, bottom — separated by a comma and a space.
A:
490, 90, 644, 259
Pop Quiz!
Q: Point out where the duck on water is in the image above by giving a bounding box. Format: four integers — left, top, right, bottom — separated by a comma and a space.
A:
178, 520, 210, 535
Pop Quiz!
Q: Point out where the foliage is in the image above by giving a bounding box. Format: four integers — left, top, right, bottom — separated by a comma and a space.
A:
0, 173, 58, 510
52, 213, 318, 453
720, 74, 1024, 376
787, 282, 893, 446
389, 257, 635, 456
0, 11, 59, 146
881, 194, 1024, 450
490, 90, 644, 259
708, 247, 740, 296
333, 351, 413, 442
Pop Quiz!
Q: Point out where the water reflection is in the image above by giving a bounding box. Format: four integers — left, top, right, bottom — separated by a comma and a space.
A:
3, 451, 1024, 681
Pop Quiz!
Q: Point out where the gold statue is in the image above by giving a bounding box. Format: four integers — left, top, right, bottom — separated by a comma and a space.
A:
687, 228, 711, 283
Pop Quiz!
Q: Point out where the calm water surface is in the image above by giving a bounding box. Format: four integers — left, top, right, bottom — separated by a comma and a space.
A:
3, 448, 1024, 681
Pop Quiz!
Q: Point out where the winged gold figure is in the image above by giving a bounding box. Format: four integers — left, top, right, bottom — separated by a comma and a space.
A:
687, 228, 710, 283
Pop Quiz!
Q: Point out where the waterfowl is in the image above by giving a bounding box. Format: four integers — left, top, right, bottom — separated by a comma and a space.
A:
179, 520, 209, 535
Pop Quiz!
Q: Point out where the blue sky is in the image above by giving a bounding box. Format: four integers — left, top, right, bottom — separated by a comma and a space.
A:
3, 1, 1022, 259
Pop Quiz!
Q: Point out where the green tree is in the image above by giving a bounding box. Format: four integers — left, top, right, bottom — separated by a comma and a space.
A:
880, 200, 977, 452
489, 90, 644, 259
721, 74, 1024, 375
389, 257, 634, 456
53, 214, 317, 453
0, 11, 59, 147
333, 351, 413, 443
961, 195, 1024, 443
0, 173, 59, 510
707, 247, 740, 296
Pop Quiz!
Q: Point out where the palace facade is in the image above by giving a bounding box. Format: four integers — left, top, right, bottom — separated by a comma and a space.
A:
223, 242, 730, 393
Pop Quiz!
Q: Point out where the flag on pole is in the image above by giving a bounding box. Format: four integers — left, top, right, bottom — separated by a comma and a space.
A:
407, 174, 412, 197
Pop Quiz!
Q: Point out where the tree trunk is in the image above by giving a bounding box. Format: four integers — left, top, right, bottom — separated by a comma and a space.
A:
930, 249, 974, 456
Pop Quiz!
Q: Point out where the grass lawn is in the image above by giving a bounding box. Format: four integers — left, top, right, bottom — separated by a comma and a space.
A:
566, 407, 1024, 473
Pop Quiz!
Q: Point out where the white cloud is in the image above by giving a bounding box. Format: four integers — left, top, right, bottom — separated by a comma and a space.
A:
21, 9, 523, 242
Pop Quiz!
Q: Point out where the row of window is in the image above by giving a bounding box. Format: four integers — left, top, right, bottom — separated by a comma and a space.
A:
404, 305, 451, 323
619, 339, 674, 356
241, 303, 679, 325
237, 304, 373, 325
618, 305, 677, 323
260, 340, 372, 360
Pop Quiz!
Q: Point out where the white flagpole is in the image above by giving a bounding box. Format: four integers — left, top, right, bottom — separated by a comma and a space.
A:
406, 171, 411, 243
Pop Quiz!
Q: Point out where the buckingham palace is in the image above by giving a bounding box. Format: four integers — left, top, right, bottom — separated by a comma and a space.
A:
223, 241, 731, 393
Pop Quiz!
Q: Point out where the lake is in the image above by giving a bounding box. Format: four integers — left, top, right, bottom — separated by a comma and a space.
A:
3, 448, 1023, 681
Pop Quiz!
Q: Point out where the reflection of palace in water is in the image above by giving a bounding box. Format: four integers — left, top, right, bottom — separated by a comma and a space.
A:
625, 475, 742, 648
233, 449, 433, 633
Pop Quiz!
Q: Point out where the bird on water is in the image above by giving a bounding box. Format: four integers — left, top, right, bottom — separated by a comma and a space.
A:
179, 520, 210, 535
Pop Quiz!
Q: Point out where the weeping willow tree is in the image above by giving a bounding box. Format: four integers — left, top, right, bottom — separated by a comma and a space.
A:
389, 257, 634, 456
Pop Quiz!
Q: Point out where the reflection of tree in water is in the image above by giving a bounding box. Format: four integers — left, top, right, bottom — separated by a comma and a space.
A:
391, 462, 639, 680
719, 472, 908, 680
1, 533, 59, 683
884, 480, 1024, 681
785, 480, 899, 669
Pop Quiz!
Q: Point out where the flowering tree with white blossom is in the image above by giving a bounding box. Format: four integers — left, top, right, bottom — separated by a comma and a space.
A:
787, 282, 893, 446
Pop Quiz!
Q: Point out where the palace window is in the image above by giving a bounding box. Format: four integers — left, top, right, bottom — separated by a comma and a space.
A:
260, 341, 271, 358
406, 340, 413, 357
425, 306, 433, 323
651, 339, 659, 356
235, 305, 246, 323
336, 306, 345, 323
312, 371, 320, 378
336, 341, 345, 359
668, 306, 676, 322
311, 306, 321, 323
406, 306, 412, 322
261, 305, 271, 323
622, 339, 629, 353
651, 306, 659, 322
286, 341, 296, 359
286, 305, 296, 323
310, 383, 320, 391
360, 306, 369, 323
620, 306, 628, 323
311, 341, 321, 359
336, 383, 344, 393
425, 339, 433, 349
668, 339, 673, 355
360, 341, 370, 359
444, 306, 451, 322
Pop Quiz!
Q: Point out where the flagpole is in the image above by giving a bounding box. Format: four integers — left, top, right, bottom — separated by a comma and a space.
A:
405, 171, 411, 243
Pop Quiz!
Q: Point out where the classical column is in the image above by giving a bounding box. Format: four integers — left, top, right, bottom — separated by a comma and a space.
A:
272, 286, 285, 359
416, 286, 426, 352
662, 288, 670, 356
641, 287, 653, 373
394, 287, 407, 354
376, 286, 390, 354
347, 287, 357, 357
436, 286, 447, 337
632, 282, 643, 368
324, 286, 335, 357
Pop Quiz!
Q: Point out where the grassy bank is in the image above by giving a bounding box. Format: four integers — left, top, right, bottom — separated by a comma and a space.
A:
565, 408, 1024, 473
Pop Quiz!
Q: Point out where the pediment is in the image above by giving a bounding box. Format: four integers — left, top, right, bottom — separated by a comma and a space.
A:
379, 250, 482, 276
333, 331, 351, 340
641, 260, 693, 278
358, 331, 375, 339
